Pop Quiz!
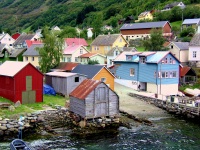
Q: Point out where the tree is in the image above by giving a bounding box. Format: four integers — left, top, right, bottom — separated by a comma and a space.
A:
59, 26, 78, 38
92, 13, 103, 38
180, 27, 195, 37
37, 26, 63, 73
142, 29, 165, 51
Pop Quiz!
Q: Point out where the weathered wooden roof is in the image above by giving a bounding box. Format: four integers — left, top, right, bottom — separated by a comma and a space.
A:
69, 79, 101, 99
181, 66, 196, 77
13, 34, 35, 46
90, 34, 121, 46
55, 62, 79, 71
189, 33, 200, 46
172, 42, 189, 50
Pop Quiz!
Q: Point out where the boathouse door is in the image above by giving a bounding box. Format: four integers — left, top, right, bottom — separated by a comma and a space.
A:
95, 87, 107, 117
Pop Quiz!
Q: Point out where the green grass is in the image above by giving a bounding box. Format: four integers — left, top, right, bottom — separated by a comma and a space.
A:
136, 46, 145, 52
171, 21, 182, 29
0, 95, 67, 119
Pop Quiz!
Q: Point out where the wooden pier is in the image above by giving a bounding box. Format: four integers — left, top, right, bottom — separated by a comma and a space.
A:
128, 93, 200, 118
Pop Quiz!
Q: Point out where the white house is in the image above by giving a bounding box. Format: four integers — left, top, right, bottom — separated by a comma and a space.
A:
0, 33, 15, 48
188, 33, 200, 67
87, 28, 93, 39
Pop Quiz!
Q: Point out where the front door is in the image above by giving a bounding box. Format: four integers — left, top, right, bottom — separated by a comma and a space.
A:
95, 87, 107, 117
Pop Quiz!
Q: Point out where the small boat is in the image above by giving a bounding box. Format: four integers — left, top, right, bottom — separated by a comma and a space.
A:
10, 139, 32, 150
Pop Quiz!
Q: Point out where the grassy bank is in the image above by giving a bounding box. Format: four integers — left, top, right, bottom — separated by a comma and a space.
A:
0, 95, 67, 119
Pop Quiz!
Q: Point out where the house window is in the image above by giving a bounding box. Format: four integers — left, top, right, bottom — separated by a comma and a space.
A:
193, 51, 197, 58
32, 57, 34, 61
95, 46, 99, 50
127, 56, 132, 61
110, 59, 113, 65
140, 57, 146, 63
26, 57, 28, 61
119, 38, 122, 42
63, 57, 66, 62
171, 45, 173, 49
172, 71, 177, 77
165, 57, 168, 64
158, 72, 161, 78
101, 78, 106, 82
165, 72, 169, 78
80, 49, 83, 54
162, 72, 165, 78
67, 57, 71, 62
74, 77, 79, 82
130, 68, 135, 76
75, 57, 78, 62
81, 58, 83, 62
115, 51, 119, 55
169, 58, 172, 64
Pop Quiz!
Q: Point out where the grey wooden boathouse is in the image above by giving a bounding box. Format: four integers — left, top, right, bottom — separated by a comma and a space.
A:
45, 72, 87, 96
69, 79, 119, 119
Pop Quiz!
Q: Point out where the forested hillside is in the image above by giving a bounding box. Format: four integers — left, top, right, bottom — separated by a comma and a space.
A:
0, 0, 200, 33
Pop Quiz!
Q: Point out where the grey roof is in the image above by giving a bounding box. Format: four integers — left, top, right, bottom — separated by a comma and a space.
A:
164, 2, 180, 9
173, 42, 189, 50
189, 33, 200, 46
91, 34, 121, 46
71, 64, 104, 79
182, 18, 200, 25
23, 44, 43, 56
9, 48, 26, 58
120, 21, 169, 30
107, 47, 137, 56
13, 34, 35, 46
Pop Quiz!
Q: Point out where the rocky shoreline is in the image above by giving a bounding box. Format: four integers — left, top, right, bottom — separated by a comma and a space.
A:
1, 106, 150, 142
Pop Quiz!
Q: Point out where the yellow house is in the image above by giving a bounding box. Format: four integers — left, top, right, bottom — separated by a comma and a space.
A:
22, 44, 43, 68
90, 34, 128, 55
135, 11, 154, 22
71, 64, 115, 90
79, 53, 106, 64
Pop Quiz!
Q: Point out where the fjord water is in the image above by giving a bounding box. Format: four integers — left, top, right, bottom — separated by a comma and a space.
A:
1, 116, 200, 150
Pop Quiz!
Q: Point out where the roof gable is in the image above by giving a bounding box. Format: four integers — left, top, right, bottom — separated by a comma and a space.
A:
63, 45, 88, 54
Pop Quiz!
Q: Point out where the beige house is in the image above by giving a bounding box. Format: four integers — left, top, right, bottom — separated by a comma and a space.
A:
168, 42, 189, 66
90, 34, 128, 55
22, 44, 43, 68
79, 53, 106, 64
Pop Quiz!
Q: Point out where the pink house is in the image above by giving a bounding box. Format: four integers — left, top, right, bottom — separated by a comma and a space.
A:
62, 45, 89, 62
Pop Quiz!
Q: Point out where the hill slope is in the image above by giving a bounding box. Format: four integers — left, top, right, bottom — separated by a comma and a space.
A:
0, 0, 196, 33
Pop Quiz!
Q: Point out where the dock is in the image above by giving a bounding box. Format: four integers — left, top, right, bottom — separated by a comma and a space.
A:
128, 93, 200, 118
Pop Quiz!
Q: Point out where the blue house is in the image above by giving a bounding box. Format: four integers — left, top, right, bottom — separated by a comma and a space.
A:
113, 51, 180, 96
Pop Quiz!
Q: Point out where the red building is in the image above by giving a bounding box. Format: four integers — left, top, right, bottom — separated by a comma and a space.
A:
120, 21, 172, 41
0, 61, 43, 104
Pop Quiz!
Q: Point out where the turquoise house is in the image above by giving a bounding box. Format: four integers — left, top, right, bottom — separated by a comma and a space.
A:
113, 51, 180, 96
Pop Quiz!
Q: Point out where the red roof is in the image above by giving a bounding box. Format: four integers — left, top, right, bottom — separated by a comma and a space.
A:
181, 66, 191, 77
79, 53, 97, 58
69, 79, 101, 99
56, 62, 79, 71
25, 40, 43, 48
65, 38, 88, 46
12, 33, 20, 40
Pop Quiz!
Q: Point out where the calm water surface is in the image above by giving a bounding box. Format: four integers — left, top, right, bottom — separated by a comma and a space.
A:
1, 116, 200, 150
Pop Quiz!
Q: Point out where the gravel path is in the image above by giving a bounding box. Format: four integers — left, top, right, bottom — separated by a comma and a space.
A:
114, 82, 170, 119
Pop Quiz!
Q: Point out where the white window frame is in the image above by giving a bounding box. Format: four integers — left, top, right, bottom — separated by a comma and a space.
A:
193, 51, 197, 58
140, 57, 146, 63
101, 78, 106, 82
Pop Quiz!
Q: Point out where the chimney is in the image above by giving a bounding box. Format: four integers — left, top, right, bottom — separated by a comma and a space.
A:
72, 42, 75, 47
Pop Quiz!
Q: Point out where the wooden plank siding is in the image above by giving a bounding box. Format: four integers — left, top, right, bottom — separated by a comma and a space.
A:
69, 81, 119, 119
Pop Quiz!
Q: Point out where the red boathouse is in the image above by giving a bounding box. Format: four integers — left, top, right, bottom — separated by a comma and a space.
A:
0, 61, 43, 104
